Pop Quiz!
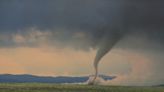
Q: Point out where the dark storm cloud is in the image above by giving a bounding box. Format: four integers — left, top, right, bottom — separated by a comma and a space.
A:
1, 0, 164, 65
0, 0, 164, 49
0, 0, 164, 85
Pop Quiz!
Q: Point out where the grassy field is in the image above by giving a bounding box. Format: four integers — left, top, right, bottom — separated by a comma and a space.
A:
0, 83, 163, 92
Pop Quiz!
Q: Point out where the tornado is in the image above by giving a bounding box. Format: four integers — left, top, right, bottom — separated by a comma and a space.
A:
88, 29, 124, 85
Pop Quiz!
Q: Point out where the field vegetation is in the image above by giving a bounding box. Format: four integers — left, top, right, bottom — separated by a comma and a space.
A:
0, 83, 163, 92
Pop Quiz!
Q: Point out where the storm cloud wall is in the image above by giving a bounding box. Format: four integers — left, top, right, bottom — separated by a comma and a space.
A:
0, 0, 164, 85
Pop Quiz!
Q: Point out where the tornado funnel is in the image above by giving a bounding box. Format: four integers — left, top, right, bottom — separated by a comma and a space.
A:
89, 30, 123, 85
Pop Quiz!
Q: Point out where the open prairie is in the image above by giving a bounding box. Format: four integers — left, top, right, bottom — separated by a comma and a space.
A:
0, 83, 163, 92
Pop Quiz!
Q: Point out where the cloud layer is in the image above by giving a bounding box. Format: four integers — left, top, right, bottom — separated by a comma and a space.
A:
0, 0, 164, 85
0, 0, 164, 49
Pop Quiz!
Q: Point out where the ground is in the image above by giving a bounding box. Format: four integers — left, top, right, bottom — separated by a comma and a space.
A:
0, 83, 163, 92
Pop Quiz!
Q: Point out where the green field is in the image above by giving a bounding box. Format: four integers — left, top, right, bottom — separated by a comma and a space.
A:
0, 83, 163, 92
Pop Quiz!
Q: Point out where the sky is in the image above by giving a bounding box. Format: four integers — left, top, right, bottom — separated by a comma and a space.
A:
0, 0, 164, 86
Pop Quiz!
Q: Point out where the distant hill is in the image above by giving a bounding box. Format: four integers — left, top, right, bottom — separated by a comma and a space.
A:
0, 74, 116, 83
155, 84, 164, 87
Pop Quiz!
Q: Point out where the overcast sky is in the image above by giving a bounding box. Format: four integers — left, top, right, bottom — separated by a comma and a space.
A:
0, 0, 164, 86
